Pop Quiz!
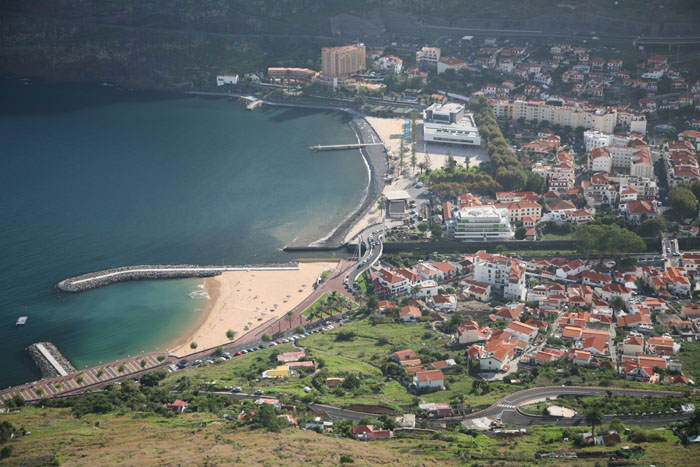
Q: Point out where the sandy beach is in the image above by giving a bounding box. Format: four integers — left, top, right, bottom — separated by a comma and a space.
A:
169, 260, 339, 356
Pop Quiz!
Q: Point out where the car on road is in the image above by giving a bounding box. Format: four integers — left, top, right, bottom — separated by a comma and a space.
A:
233, 387, 242, 392
254, 389, 264, 395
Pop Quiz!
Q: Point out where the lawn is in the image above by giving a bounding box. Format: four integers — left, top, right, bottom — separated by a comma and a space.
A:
301, 292, 354, 321
356, 270, 371, 293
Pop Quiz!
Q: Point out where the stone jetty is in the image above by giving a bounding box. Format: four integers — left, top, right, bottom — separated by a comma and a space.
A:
26, 342, 77, 379
56, 263, 299, 293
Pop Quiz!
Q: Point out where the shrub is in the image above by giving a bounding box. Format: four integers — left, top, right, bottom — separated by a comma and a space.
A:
261, 334, 272, 342
190, 342, 198, 350
340, 454, 354, 463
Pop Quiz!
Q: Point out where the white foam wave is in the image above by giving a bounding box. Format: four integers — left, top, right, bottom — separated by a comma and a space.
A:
189, 290, 210, 300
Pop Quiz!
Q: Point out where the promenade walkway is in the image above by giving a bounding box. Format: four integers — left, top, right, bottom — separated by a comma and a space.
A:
0, 352, 167, 403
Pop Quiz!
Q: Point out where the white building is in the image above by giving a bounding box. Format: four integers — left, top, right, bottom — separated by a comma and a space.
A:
423, 103, 481, 146
216, 74, 239, 86
377, 55, 403, 74
473, 253, 527, 301
584, 131, 634, 153
416, 47, 441, 70
450, 206, 514, 240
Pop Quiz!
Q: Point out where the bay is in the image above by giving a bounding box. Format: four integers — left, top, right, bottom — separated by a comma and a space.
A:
0, 78, 366, 387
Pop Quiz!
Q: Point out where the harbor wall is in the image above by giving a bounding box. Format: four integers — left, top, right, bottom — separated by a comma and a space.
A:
26, 342, 77, 379
56, 262, 299, 293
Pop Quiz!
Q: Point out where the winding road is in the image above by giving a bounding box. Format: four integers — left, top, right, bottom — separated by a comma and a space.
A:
438, 385, 693, 427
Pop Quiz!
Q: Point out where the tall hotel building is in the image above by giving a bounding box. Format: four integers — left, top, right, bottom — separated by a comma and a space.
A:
321, 44, 366, 77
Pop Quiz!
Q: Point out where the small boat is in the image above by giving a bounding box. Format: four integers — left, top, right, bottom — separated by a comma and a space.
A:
16, 316, 28, 326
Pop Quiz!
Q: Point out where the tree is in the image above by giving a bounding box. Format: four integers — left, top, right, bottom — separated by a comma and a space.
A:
609, 418, 625, 434
669, 185, 698, 218
430, 222, 443, 240
140, 358, 147, 368
585, 408, 603, 438
256, 402, 280, 432
411, 145, 417, 173
525, 171, 545, 194
342, 374, 361, 391
262, 333, 272, 342
637, 216, 668, 237
190, 342, 198, 350
444, 153, 457, 172
366, 295, 379, 312
417, 221, 429, 233
495, 166, 527, 191
610, 296, 626, 314
96, 369, 105, 378
423, 152, 432, 173
377, 196, 386, 212
286, 311, 294, 328
515, 226, 527, 240
214, 347, 224, 357
76, 375, 84, 385
295, 325, 305, 334
118, 364, 126, 373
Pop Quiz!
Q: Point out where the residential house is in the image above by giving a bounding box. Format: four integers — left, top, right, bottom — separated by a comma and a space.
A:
622, 335, 644, 356
431, 294, 457, 311
352, 425, 393, 440
505, 321, 538, 342
399, 306, 422, 322
414, 369, 445, 390
457, 321, 490, 344
393, 349, 417, 362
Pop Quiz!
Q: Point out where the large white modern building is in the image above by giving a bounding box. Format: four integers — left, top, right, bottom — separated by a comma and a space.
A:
450, 206, 513, 240
423, 103, 481, 146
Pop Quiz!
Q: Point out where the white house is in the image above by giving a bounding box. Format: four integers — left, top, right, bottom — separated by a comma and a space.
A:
457, 321, 490, 344
414, 369, 444, 390
216, 74, 239, 86
505, 321, 538, 342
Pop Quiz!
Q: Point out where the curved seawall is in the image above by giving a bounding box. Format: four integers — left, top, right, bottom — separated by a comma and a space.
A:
56, 263, 300, 293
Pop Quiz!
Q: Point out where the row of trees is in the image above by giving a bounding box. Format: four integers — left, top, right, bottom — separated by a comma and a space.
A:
574, 224, 646, 259
469, 96, 543, 193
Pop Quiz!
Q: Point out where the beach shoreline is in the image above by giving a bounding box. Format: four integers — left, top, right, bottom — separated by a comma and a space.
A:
169, 260, 339, 356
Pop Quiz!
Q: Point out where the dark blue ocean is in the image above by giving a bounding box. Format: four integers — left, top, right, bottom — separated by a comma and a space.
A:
0, 78, 366, 388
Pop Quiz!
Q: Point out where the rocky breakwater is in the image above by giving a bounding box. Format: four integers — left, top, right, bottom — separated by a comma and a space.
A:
56, 263, 299, 293
26, 342, 77, 379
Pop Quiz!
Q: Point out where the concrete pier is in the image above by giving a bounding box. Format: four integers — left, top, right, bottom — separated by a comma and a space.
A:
26, 342, 77, 379
310, 143, 384, 151
56, 263, 300, 293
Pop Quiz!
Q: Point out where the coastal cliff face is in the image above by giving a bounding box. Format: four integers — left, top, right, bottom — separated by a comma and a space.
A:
1, 0, 699, 90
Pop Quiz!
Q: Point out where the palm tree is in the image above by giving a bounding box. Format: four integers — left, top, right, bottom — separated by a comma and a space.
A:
585, 408, 603, 438
410, 285, 420, 299
96, 369, 105, 378
286, 311, 294, 328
